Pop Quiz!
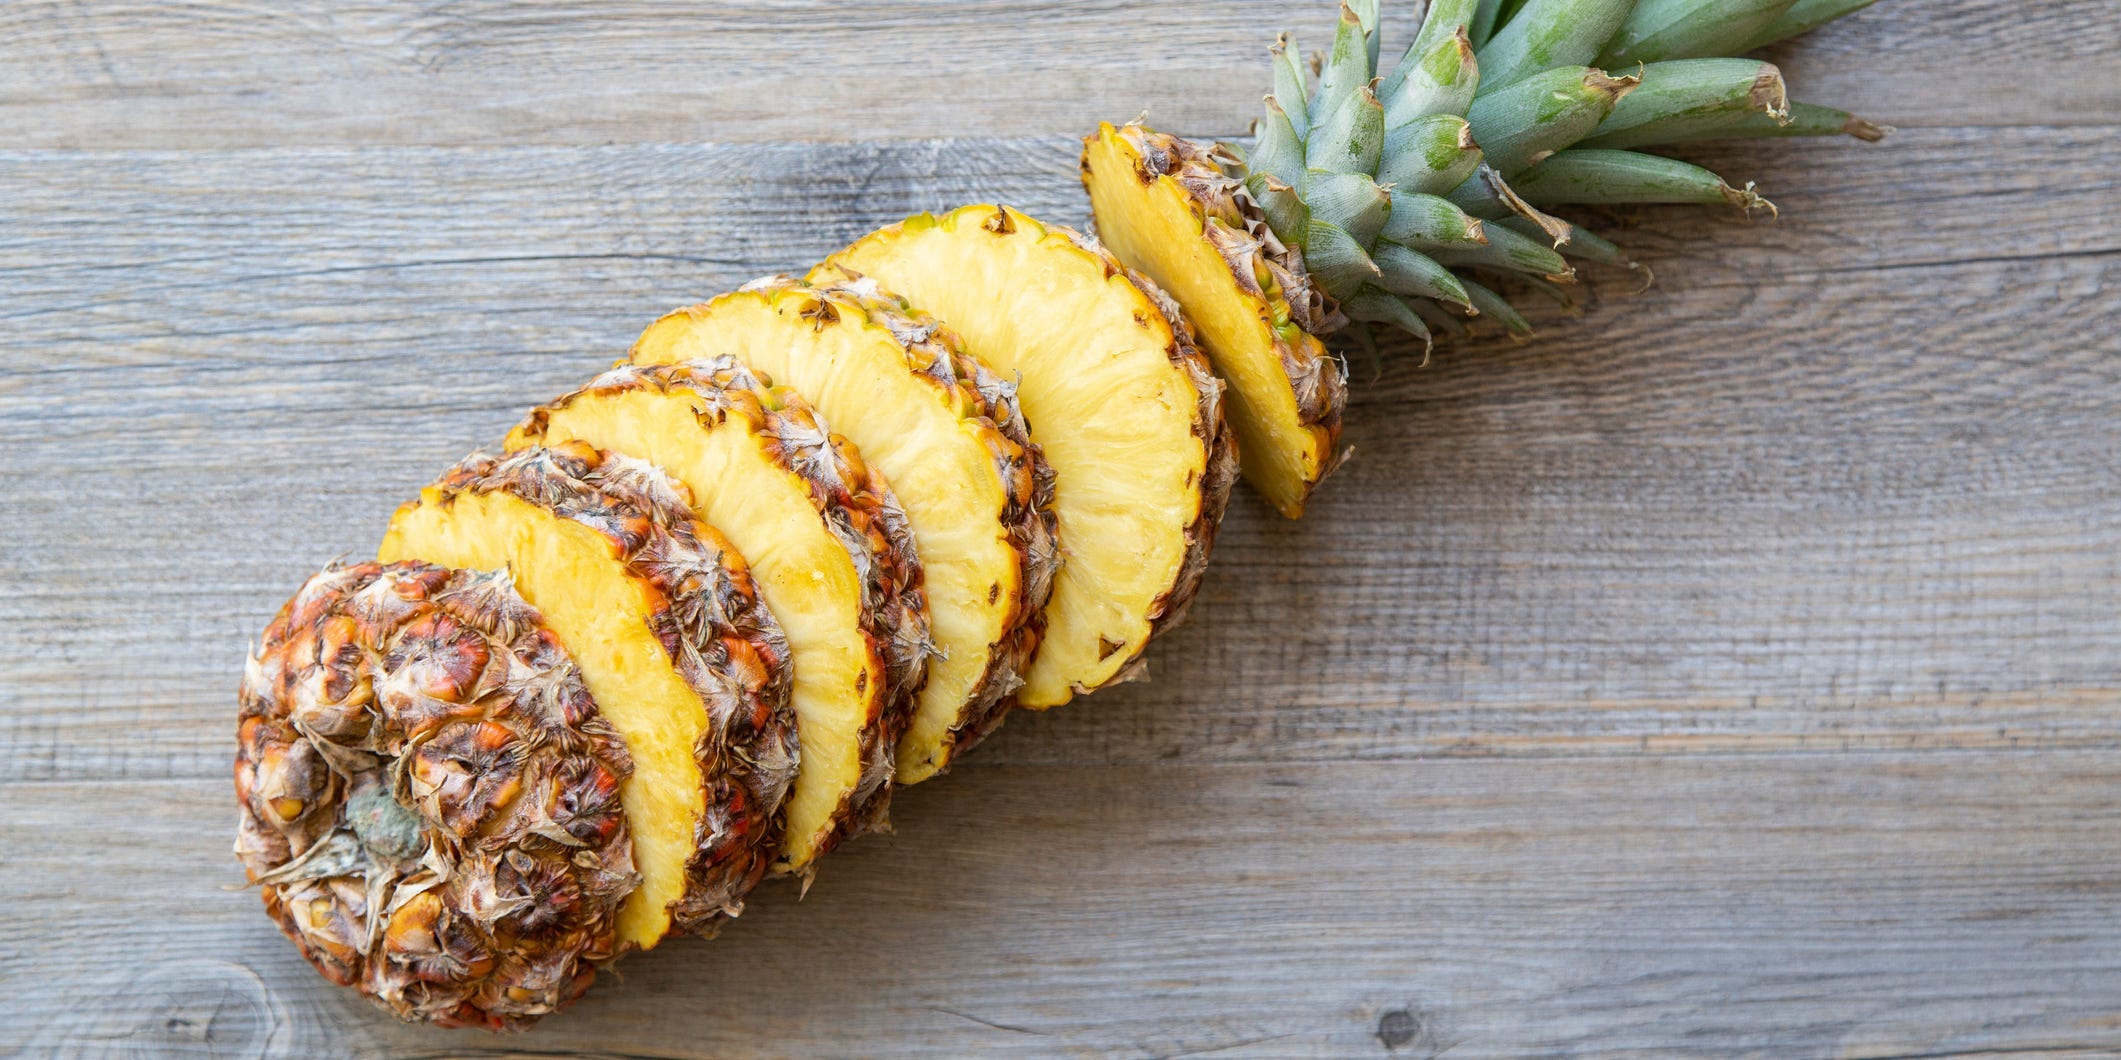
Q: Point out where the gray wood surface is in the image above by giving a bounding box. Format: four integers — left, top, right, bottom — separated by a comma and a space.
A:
3, 1, 2118, 1056
5, 0, 2113, 149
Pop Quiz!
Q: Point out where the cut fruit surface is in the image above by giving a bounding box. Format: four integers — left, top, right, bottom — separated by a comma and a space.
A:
378, 443, 795, 947
633, 277, 1058, 780
1083, 122, 1348, 519
508, 359, 927, 873
819, 204, 1237, 709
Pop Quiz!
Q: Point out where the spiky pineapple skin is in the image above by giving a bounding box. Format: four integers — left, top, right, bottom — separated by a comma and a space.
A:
403, 443, 798, 932
235, 561, 637, 1030
513, 357, 929, 861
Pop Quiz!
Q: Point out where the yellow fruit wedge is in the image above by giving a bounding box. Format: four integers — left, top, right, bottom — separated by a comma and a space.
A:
819, 205, 1237, 708
380, 444, 796, 947
507, 360, 928, 875
1082, 122, 1348, 518
632, 277, 1057, 780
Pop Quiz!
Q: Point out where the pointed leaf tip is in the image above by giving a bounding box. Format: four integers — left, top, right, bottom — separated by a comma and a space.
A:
1343, 290, 1434, 352
1588, 67, 1642, 102
1844, 115, 1891, 141
1751, 66, 1792, 123
1721, 180, 1779, 218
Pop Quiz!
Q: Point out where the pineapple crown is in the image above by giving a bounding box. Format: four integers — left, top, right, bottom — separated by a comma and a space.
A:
1229, 0, 1886, 350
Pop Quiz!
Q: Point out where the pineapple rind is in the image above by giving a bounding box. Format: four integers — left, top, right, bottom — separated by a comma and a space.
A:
510, 358, 927, 875
1083, 122, 1349, 519
235, 561, 637, 1030
821, 204, 1236, 708
634, 278, 1059, 781
379, 443, 796, 946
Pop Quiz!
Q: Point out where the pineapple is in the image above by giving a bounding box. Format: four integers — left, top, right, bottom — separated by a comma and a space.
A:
1081, 0, 1886, 515
1083, 128, 1347, 519
378, 443, 797, 947
820, 205, 1239, 709
507, 358, 928, 875
235, 1, 1900, 1027
235, 561, 637, 1029
632, 277, 1058, 781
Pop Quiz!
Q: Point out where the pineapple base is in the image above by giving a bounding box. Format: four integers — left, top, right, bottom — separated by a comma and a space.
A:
235, 562, 637, 1029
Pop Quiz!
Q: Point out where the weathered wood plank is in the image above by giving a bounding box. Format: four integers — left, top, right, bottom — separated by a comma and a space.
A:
4, 1, 2118, 1052
1, 0, 2110, 149
5, 754, 2120, 1056
2, 127, 2116, 783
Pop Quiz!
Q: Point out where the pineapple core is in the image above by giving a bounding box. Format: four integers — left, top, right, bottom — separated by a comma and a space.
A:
822, 205, 1216, 708
1082, 123, 1338, 518
634, 285, 1039, 782
508, 386, 882, 873
381, 490, 707, 949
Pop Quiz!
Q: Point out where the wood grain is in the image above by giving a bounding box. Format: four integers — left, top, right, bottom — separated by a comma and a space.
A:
2, 127, 2114, 783
1, 0, 2111, 149
8, 753, 2121, 1057
4, 0, 2119, 1053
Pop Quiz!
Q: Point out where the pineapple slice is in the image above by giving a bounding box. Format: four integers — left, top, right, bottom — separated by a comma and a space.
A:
379, 443, 796, 948
236, 561, 637, 1029
820, 205, 1237, 709
506, 359, 926, 874
1082, 122, 1347, 519
632, 278, 1057, 781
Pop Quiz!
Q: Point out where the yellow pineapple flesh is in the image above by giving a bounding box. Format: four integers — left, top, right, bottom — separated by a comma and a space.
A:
507, 359, 928, 874
1082, 122, 1347, 518
633, 277, 1058, 779
820, 204, 1237, 708
378, 444, 796, 947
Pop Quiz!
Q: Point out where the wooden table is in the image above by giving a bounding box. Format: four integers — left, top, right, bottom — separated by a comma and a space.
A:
4, 2, 2116, 1055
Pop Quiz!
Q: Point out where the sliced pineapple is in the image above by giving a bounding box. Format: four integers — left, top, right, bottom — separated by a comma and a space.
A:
1082, 122, 1348, 519
819, 205, 1237, 709
379, 443, 796, 947
634, 278, 1058, 780
507, 359, 926, 874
